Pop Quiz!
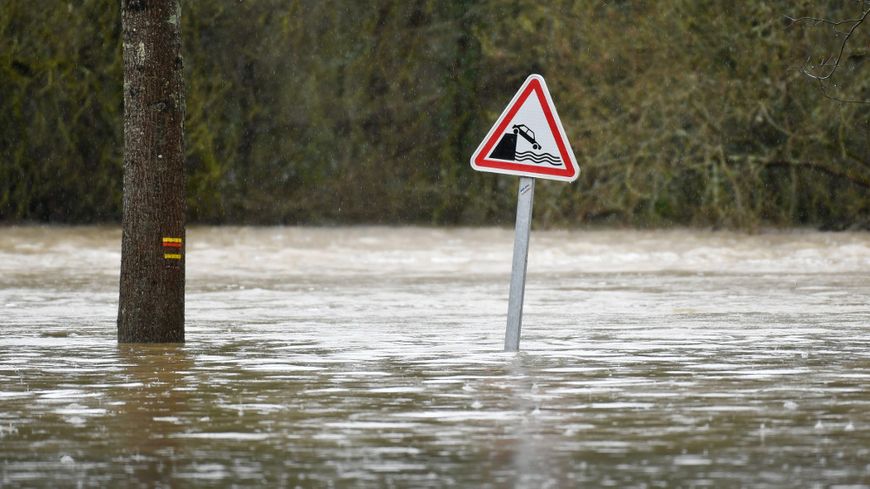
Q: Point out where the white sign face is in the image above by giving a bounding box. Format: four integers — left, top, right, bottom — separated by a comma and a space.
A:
470, 74, 579, 182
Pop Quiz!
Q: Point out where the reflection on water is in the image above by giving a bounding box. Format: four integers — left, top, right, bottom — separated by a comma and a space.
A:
1, 226, 869, 487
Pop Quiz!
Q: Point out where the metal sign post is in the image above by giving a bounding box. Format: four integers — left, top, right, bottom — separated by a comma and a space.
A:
505, 177, 535, 352
469, 74, 579, 352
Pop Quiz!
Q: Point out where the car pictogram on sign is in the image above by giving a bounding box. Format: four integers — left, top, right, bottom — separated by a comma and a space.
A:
512, 124, 540, 150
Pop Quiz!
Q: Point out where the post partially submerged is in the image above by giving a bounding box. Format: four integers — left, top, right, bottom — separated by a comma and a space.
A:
118, 0, 185, 343
504, 177, 535, 352
469, 74, 580, 352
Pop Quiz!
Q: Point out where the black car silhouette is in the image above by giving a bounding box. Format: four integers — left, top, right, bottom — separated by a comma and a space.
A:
512, 124, 541, 150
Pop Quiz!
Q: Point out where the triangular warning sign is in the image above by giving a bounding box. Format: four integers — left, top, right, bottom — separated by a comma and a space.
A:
471, 74, 579, 182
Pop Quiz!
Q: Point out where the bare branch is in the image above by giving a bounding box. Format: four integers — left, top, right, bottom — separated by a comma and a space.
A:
792, 5, 870, 104
786, 13, 866, 30
729, 155, 870, 190
814, 77, 870, 105
798, 6, 869, 81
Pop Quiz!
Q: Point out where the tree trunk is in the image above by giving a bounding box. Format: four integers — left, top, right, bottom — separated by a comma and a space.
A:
118, 0, 185, 343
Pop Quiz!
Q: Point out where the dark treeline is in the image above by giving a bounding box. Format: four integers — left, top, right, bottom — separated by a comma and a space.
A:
1, 1, 868, 228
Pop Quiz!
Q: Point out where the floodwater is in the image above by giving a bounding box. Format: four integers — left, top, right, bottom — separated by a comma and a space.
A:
1, 226, 868, 488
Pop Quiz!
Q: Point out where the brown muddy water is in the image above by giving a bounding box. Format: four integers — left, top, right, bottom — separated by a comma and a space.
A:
0, 226, 868, 488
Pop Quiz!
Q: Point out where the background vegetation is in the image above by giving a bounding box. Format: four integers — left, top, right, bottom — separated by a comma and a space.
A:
1, 1, 868, 228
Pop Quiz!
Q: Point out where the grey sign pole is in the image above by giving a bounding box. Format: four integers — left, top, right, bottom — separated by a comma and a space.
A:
469, 75, 579, 351
505, 176, 536, 352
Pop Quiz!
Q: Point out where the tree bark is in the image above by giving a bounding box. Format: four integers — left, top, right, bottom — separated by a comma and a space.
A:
118, 0, 185, 343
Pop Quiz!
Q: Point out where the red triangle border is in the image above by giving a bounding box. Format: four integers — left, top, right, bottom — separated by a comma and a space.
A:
471, 75, 578, 181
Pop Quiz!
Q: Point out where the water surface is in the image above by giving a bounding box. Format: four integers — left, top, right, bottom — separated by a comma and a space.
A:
1, 227, 869, 487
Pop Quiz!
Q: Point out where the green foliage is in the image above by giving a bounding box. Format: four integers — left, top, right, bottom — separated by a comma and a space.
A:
1, 1, 122, 222
1, 0, 868, 228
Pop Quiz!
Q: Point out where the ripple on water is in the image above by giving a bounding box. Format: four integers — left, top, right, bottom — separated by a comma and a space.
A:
0, 227, 868, 488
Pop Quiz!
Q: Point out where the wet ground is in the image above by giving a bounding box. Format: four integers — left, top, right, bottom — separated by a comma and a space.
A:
1, 226, 869, 488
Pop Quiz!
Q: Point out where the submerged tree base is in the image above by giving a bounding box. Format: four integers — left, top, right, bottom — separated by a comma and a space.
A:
117, 0, 185, 343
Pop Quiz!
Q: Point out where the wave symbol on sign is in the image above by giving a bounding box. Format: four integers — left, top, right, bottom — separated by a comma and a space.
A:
514, 151, 561, 166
